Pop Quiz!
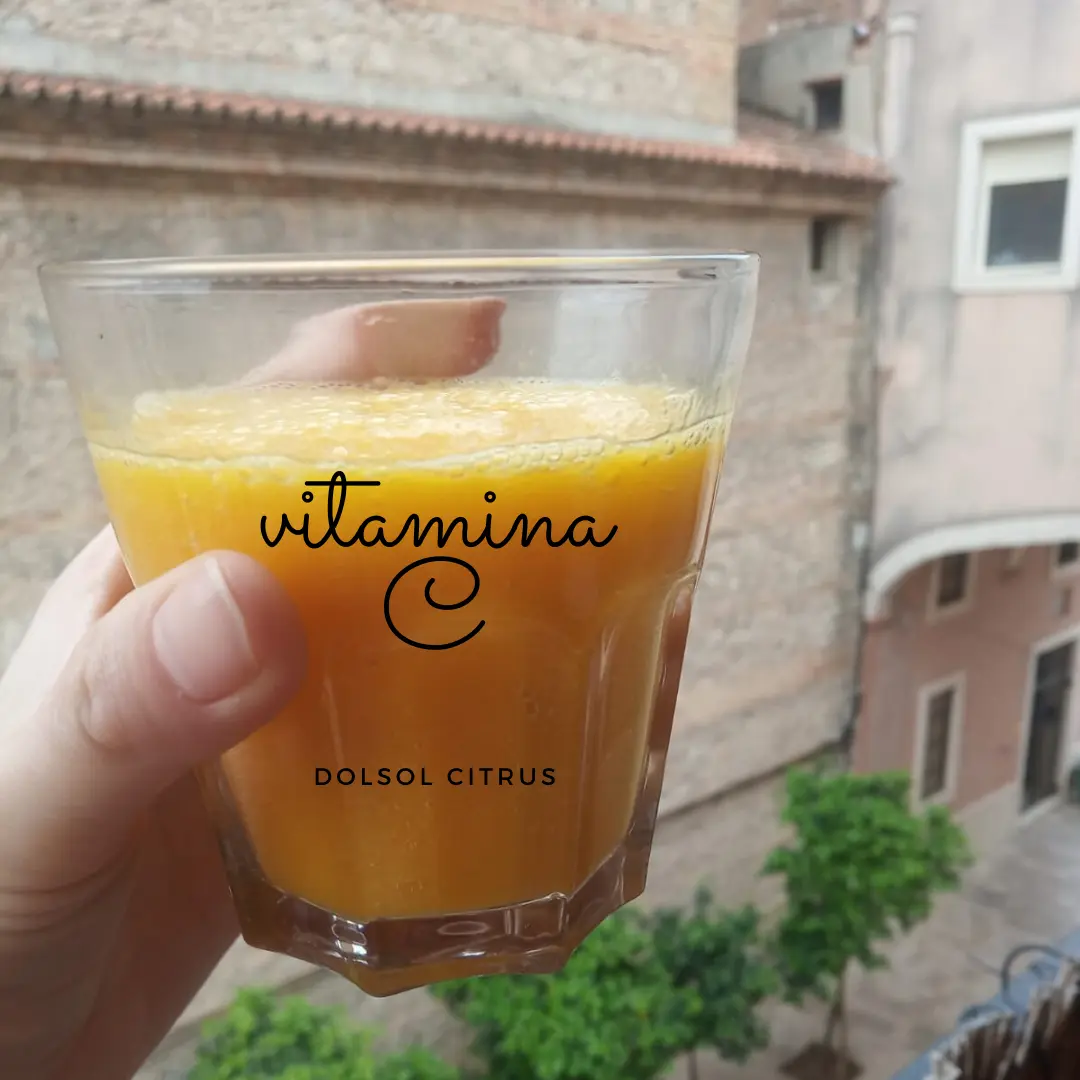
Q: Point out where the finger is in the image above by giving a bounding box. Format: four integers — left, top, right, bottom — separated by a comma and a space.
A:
0, 526, 132, 725
243, 297, 506, 386
0, 551, 307, 888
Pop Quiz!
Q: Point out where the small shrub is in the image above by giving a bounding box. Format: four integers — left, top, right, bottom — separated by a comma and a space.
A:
432, 913, 699, 1080
375, 1045, 462, 1080
648, 888, 776, 1069
188, 987, 376, 1080
188, 988, 461, 1080
763, 767, 973, 1070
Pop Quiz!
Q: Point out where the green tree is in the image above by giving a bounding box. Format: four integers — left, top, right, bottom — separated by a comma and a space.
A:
432, 913, 698, 1080
763, 768, 973, 1075
375, 1045, 462, 1080
188, 987, 376, 1080
647, 889, 777, 1079
188, 987, 461, 1080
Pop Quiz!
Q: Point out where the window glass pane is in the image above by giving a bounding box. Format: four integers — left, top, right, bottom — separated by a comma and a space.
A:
986, 179, 1068, 267
921, 688, 954, 800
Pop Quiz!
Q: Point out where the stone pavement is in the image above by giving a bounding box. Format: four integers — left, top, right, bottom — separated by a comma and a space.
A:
694, 802, 1080, 1080
138, 803, 1080, 1080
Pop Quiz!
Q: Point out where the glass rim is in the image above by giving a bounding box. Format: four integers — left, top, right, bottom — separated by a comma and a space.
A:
39, 248, 759, 288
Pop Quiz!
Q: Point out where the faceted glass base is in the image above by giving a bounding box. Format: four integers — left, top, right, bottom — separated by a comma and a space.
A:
218, 823, 654, 997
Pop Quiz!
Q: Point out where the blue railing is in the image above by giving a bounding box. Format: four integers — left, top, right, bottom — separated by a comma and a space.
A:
890, 926, 1080, 1080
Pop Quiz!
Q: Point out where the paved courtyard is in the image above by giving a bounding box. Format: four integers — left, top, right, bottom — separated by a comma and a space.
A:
139, 803, 1080, 1080
697, 802, 1080, 1080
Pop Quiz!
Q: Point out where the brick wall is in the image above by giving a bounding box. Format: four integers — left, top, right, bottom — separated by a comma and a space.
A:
0, 159, 867, 806
740, 0, 863, 44
9, 0, 739, 136
0, 130, 870, 1065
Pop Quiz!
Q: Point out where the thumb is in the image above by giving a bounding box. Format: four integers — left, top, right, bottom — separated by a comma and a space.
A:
0, 551, 306, 888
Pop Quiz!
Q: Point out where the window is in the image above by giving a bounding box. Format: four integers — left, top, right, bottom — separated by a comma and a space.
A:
954, 110, 1080, 292
1051, 542, 1080, 580
932, 552, 972, 612
810, 217, 842, 277
1056, 543, 1079, 568
981, 135, 1070, 270
917, 680, 962, 804
809, 79, 844, 132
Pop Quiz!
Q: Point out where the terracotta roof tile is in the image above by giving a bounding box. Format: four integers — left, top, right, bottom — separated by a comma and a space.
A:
0, 69, 891, 186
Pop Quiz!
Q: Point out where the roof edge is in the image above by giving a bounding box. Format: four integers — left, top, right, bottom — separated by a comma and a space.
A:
0, 69, 892, 188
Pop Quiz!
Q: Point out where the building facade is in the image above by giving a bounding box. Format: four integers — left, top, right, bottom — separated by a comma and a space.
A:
850, 0, 1080, 853
0, 1, 887, 1072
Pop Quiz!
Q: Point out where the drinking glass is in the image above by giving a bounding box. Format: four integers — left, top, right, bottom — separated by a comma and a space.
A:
40, 251, 758, 996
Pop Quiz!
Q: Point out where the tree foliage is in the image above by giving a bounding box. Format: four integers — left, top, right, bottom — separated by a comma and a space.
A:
762, 767, 973, 1057
188, 987, 459, 1080
647, 888, 777, 1065
189, 988, 376, 1080
432, 914, 699, 1080
375, 1045, 463, 1080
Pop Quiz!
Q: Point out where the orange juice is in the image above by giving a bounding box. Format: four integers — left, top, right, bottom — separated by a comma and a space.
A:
89, 380, 728, 922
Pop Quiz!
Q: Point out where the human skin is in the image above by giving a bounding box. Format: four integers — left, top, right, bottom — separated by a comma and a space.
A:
0, 296, 504, 1080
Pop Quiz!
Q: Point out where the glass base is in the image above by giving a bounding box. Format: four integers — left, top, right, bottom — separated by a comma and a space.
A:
220, 825, 654, 997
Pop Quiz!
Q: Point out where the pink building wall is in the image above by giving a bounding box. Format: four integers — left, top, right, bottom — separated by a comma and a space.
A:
857, 0, 1080, 842
855, 546, 1080, 815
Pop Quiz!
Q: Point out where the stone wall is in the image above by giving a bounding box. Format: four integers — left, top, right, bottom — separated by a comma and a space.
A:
0, 141, 870, 1067
2, 0, 738, 140
740, 0, 865, 44
1, 160, 867, 799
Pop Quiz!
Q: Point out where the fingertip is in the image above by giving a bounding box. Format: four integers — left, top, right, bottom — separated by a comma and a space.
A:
466, 297, 506, 371
204, 551, 308, 700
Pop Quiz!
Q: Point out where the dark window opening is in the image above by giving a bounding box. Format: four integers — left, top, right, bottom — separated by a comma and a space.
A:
810, 79, 844, 132
920, 687, 955, 802
810, 217, 842, 276
1023, 641, 1075, 811
986, 178, 1068, 268
1057, 542, 1079, 567
936, 553, 970, 608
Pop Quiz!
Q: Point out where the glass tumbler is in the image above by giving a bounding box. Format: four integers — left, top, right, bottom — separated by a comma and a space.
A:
40, 251, 759, 996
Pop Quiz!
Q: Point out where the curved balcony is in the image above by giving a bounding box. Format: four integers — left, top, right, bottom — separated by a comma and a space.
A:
868, 289, 1080, 619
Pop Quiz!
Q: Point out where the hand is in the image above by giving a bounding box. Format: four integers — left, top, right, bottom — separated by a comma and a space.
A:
0, 298, 504, 1080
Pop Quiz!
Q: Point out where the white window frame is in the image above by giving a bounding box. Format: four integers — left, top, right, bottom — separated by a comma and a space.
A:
953, 108, 1080, 293
913, 672, 966, 808
926, 551, 977, 622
